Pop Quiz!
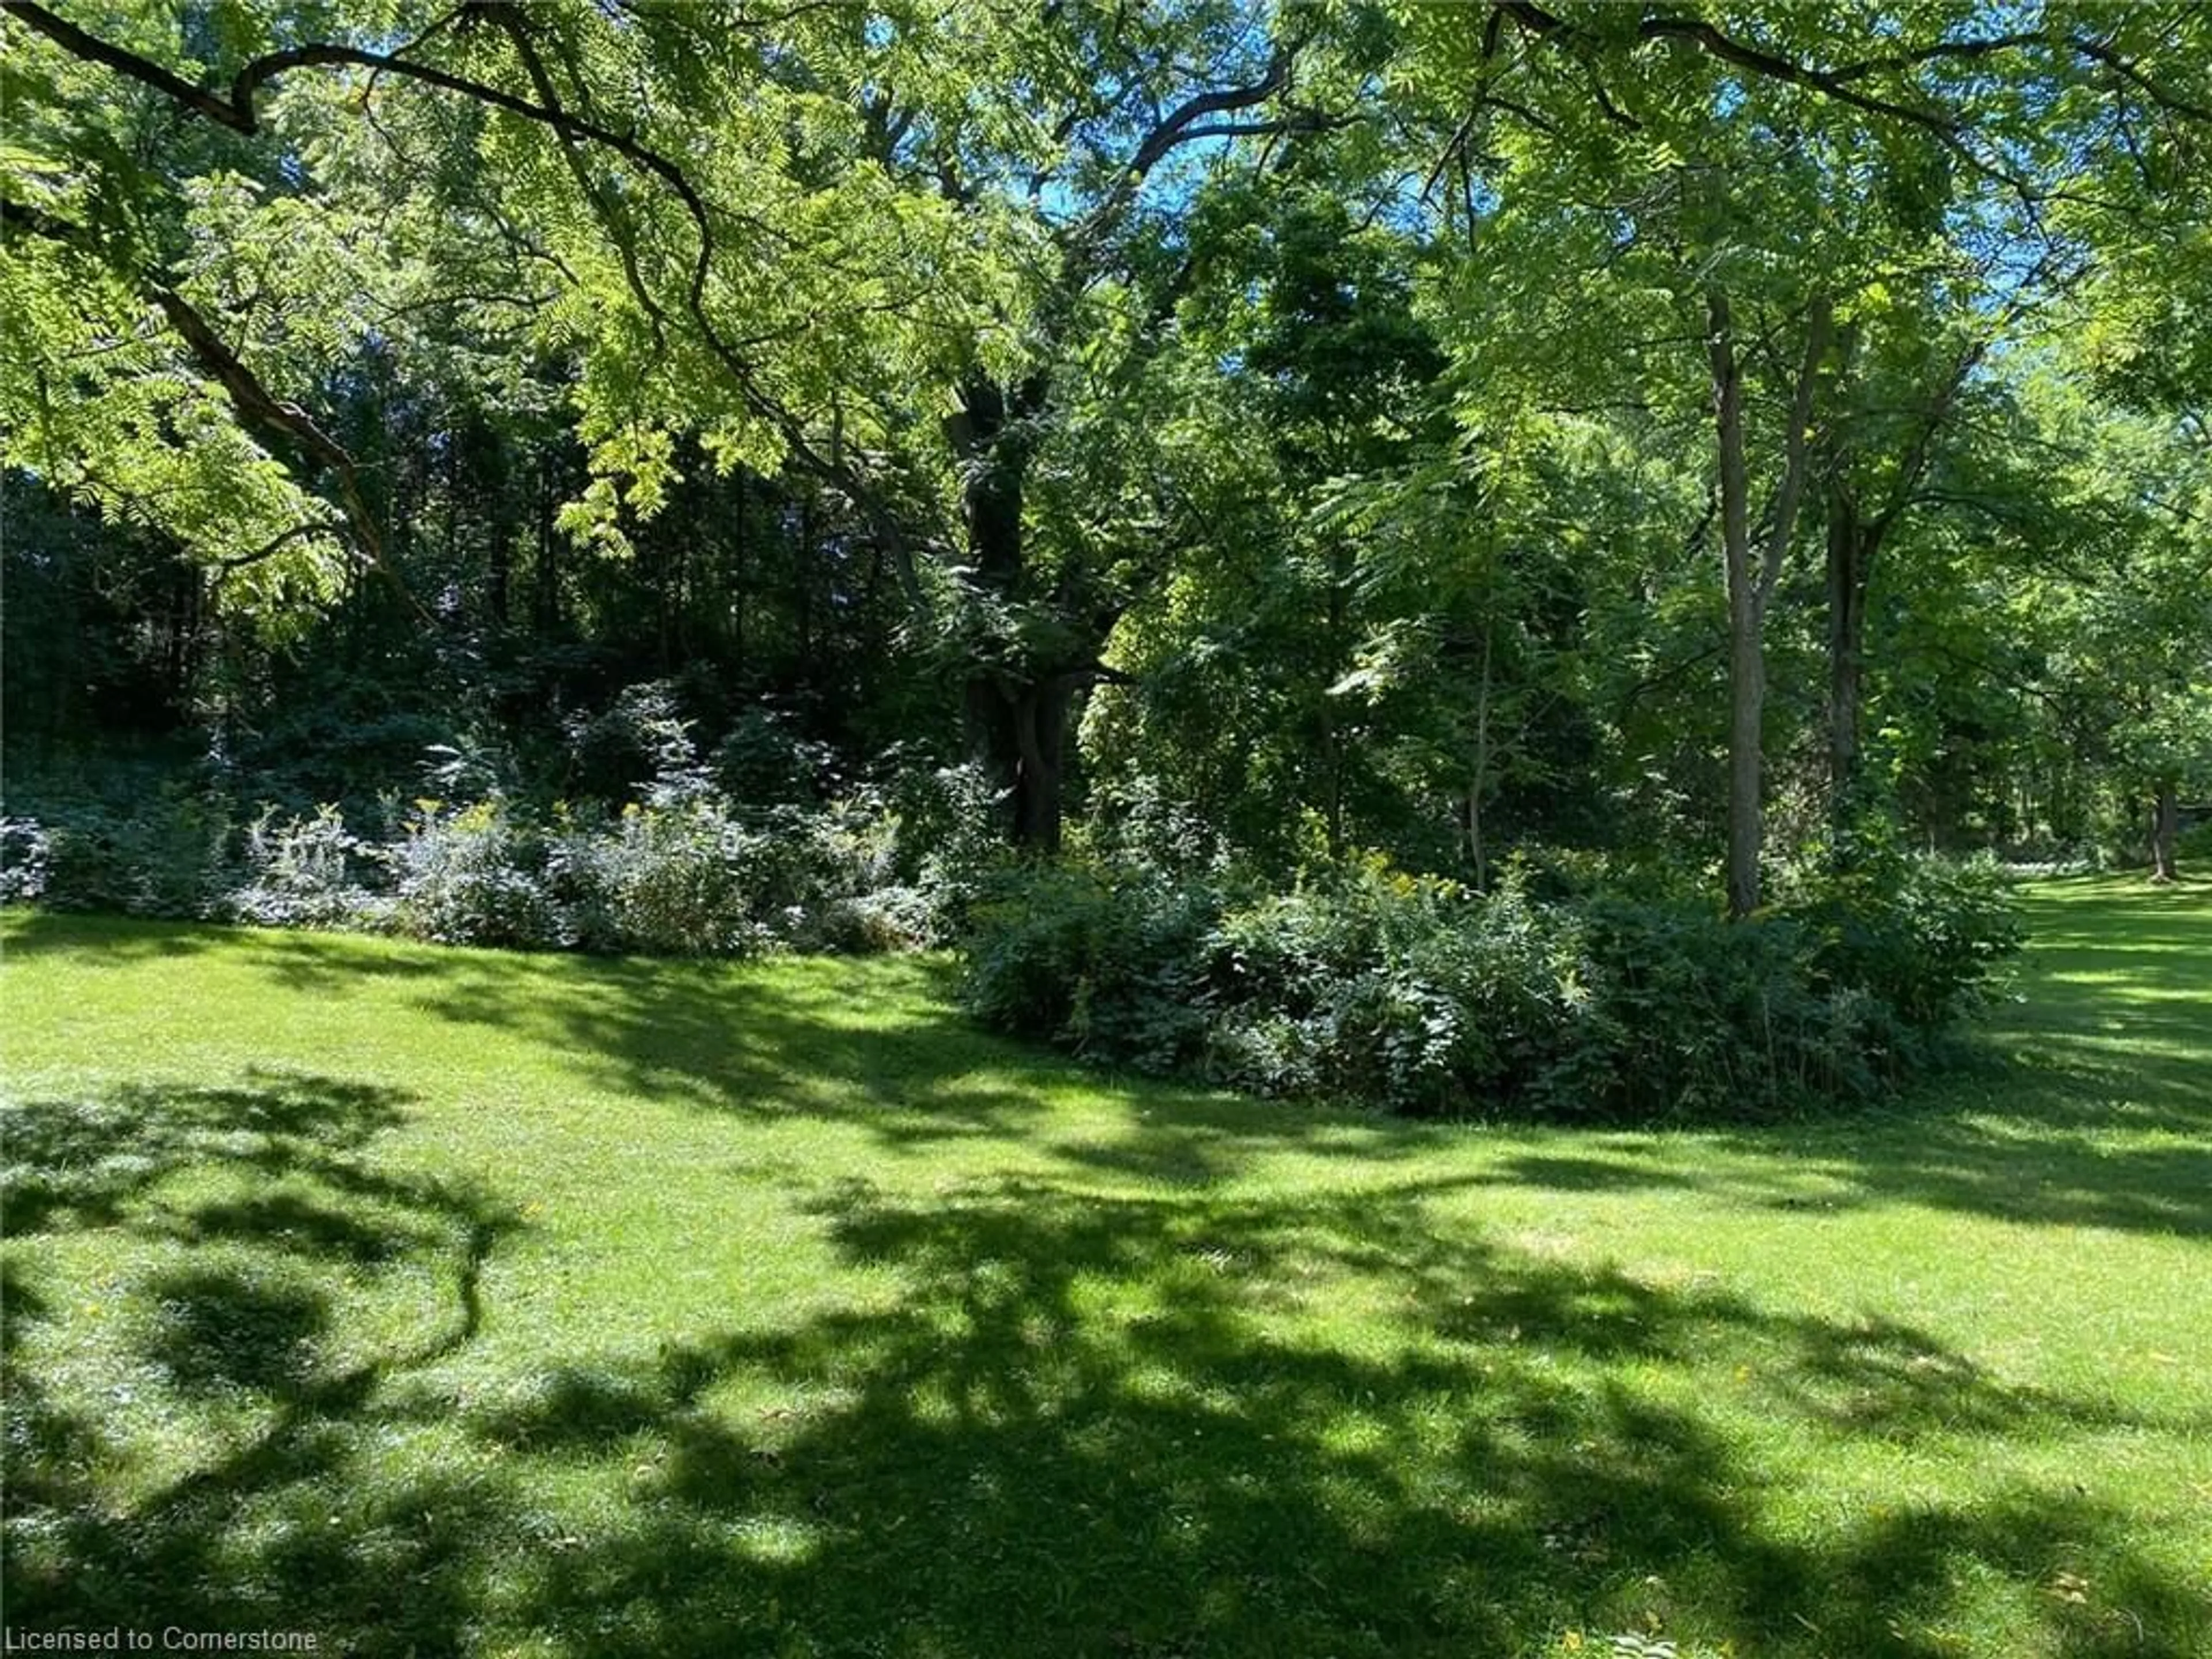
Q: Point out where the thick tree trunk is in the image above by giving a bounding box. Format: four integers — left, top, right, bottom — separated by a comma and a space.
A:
2152, 780, 2180, 882
1011, 681, 1071, 853
948, 372, 1075, 852
965, 668, 1081, 853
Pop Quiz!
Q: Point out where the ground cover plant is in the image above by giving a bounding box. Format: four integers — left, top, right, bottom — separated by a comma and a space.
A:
3, 876, 2206, 1658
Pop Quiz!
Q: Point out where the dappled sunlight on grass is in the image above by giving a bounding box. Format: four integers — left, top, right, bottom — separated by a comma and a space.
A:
3, 885, 2208, 1656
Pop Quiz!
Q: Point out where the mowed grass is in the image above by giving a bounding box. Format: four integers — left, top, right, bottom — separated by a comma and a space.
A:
2, 876, 2206, 1659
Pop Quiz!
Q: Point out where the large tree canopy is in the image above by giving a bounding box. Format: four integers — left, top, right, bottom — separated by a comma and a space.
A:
5, 0, 2208, 891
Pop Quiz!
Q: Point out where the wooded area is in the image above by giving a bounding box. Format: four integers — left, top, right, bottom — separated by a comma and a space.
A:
7, 11, 2212, 1649
3, 2, 2209, 1092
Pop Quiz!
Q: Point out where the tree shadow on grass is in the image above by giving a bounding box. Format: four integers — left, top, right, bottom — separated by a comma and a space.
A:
37, 907, 2199, 1247
0, 908, 222, 964
3, 1070, 411, 1233
1699, 881, 2212, 1238
466, 1176, 2207, 1658
204, 880, 2204, 1243
6, 910, 2206, 1650
3, 1072, 521, 1652
1475, 882, 2211, 1239
4, 1085, 2205, 1654
240, 931, 1446, 1174
1481, 1092, 2212, 1239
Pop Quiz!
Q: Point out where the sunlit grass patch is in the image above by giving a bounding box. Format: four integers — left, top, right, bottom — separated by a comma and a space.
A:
4, 883, 2207, 1657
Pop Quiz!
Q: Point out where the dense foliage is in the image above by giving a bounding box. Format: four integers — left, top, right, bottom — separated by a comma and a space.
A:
964, 852, 2020, 1118
3, 0, 2207, 1113
3, 687, 999, 956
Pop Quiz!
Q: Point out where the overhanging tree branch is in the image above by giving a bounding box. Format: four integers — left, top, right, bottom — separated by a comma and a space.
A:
1478, 0, 2212, 214
5, 0, 943, 614
1067, 36, 1304, 259
0, 196, 421, 614
1488, 1, 1969, 142
149, 288, 426, 618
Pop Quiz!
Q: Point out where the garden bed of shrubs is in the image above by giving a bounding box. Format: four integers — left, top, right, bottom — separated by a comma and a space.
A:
2, 781, 2021, 1121
2, 686, 2021, 1123
0, 688, 1005, 967
0, 786, 953, 956
961, 853, 2022, 1120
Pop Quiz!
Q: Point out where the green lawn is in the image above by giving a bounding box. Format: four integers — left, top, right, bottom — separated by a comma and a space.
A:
3, 876, 2206, 1658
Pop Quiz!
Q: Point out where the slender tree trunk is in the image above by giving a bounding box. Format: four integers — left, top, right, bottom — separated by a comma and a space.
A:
730, 468, 748, 672
1820, 320, 1975, 842
443, 432, 461, 571
1323, 546, 1352, 858
796, 491, 815, 664
486, 524, 512, 627
1825, 488, 1873, 827
671, 518, 690, 662
484, 427, 512, 630
2152, 779, 2180, 882
1708, 292, 1762, 918
533, 453, 560, 633
656, 527, 674, 673
1707, 289, 1831, 918
1465, 624, 1495, 890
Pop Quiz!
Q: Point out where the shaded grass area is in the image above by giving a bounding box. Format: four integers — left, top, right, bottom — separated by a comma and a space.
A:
2, 875, 2207, 1657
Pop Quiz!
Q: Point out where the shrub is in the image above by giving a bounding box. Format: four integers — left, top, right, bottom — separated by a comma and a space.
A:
386, 800, 560, 949
545, 798, 768, 956
1, 816, 52, 904
885, 762, 1011, 942
1547, 901, 1876, 1117
5, 790, 233, 918
962, 851, 2025, 1122
768, 794, 936, 953
962, 862, 1218, 1072
1782, 854, 2023, 1036
561, 681, 715, 807
228, 805, 385, 929
1203, 863, 1585, 1115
